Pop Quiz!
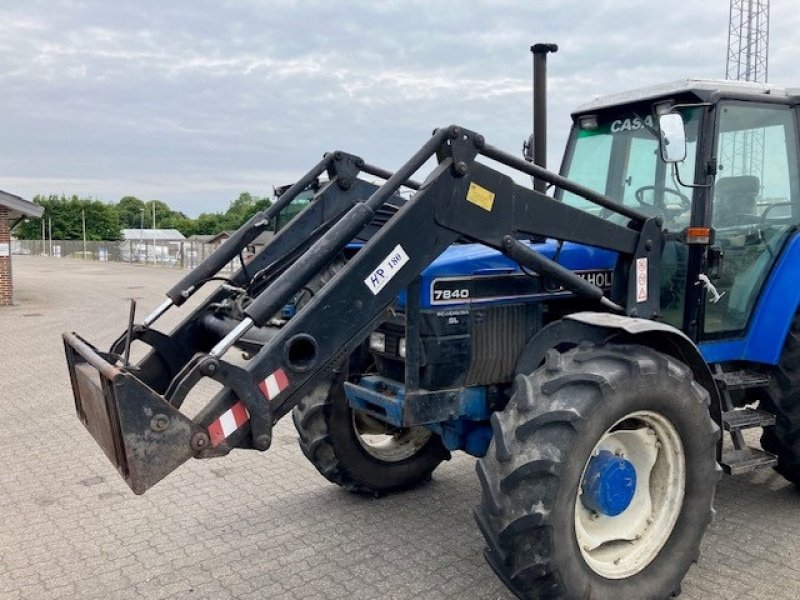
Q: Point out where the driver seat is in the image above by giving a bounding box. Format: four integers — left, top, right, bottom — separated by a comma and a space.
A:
714, 175, 760, 226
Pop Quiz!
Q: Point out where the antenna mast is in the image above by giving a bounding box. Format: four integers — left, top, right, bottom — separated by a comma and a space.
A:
726, 0, 770, 83
722, 0, 770, 182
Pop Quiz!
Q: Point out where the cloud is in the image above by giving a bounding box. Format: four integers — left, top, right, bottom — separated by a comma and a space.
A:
0, 0, 796, 215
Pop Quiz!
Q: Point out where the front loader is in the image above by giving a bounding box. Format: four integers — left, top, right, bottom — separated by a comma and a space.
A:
64, 117, 717, 598
64, 123, 666, 482
64, 54, 800, 598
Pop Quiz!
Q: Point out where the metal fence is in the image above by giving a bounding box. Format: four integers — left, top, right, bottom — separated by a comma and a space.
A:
11, 239, 236, 272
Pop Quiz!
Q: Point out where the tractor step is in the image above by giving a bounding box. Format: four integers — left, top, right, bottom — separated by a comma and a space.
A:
713, 369, 771, 391
722, 408, 776, 432
720, 446, 778, 475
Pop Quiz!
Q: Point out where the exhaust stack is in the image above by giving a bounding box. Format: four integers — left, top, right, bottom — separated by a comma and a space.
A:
529, 42, 558, 193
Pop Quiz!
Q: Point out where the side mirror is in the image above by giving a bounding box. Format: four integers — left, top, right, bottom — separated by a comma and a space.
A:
658, 113, 687, 163
523, 132, 535, 161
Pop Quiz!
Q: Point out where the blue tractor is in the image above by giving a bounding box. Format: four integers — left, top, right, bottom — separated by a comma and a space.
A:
64, 49, 800, 599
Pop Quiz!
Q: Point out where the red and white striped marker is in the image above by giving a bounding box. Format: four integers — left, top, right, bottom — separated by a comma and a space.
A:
207, 401, 250, 447
206, 368, 290, 448
259, 367, 290, 400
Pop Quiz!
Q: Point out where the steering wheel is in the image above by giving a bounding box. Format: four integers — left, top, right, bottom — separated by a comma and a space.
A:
634, 185, 690, 211
760, 201, 794, 226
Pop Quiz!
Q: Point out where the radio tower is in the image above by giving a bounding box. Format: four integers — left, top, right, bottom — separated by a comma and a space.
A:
722, 0, 770, 180
725, 0, 770, 83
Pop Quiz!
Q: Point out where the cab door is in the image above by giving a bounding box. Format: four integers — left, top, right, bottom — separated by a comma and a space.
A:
702, 102, 800, 338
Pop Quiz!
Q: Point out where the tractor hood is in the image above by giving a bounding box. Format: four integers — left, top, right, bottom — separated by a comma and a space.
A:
396, 240, 618, 309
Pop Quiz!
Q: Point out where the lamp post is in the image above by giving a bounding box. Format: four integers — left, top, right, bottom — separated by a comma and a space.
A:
152, 203, 156, 263
140, 207, 144, 263
81, 208, 87, 259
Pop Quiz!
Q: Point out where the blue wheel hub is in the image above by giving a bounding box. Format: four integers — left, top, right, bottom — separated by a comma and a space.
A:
581, 450, 637, 517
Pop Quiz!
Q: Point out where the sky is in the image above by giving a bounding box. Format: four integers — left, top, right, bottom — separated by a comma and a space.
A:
2, 0, 798, 217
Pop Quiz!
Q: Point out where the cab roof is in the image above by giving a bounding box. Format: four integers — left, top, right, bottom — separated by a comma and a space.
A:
572, 78, 800, 116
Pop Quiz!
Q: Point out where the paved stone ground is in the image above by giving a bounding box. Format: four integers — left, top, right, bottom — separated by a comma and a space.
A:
2, 255, 800, 600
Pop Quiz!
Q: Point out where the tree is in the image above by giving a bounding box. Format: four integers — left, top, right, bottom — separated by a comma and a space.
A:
222, 192, 272, 230
116, 196, 146, 229
169, 215, 197, 237
83, 200, 122, 240
192, 212, 226, 235
12, 190, 273, 240
12, 194, 122, 241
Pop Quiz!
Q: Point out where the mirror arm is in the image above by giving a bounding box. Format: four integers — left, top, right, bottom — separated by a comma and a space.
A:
672, 163, 714, 190
659, 101, 714, 189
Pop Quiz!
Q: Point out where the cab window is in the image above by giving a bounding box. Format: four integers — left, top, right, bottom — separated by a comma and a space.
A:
561, 109, 699, 232
703, 103, 800, 335
559, 108, 701, 327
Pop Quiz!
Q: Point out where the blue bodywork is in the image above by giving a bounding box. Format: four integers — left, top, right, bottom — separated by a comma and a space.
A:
343, 233, 800, 457
344, 375, 493, 456
699, 232, 800, 365
399, 233, 800, 365
395, 239, 617, 309
344, 239, 616, 457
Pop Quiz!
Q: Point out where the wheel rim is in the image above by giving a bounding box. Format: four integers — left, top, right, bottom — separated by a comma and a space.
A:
574, 410, 686, 579
351, 410, 433, 462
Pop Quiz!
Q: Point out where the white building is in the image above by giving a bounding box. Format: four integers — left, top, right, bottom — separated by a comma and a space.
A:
120, 228, 185, 264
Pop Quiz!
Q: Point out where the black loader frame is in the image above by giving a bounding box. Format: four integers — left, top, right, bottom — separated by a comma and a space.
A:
64, 125, 666, 494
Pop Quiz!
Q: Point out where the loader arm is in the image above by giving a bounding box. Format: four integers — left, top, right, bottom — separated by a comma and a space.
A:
107, 152, 407, 394
64, 125, 664, 494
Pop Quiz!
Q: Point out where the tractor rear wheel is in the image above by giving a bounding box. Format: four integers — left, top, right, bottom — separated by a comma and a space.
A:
760, 312, 800, 486
475, 343, 720, 600
292, 380, 450, 495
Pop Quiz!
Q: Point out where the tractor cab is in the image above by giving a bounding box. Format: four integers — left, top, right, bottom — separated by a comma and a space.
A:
560, 79, 800, 346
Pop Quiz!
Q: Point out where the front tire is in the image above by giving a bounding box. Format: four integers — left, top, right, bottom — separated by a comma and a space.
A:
475, 343, 720, 600
293, 380, 450, 495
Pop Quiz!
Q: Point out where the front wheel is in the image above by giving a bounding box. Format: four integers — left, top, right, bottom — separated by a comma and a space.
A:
475, 343, 720, 600
293, 380, 450, 495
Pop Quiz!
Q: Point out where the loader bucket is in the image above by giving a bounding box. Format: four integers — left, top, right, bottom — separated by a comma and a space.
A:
63, 332, 205, 494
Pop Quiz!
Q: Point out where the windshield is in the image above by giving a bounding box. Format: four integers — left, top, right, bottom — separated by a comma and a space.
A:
560, 107, 701, 231
274, 191, 313, 231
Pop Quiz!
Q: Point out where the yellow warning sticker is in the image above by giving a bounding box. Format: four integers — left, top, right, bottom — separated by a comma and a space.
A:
466, 182, 495, 212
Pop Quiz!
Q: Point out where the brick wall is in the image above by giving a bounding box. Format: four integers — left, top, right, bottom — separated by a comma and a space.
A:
0, 207, 11, 306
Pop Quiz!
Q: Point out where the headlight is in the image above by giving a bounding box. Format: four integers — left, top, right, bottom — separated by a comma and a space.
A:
398, 337, 406, 358
369, 332, 386, 353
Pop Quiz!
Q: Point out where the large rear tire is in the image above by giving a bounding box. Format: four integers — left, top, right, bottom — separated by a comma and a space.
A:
475, 343, 720, 600
760, 312, 800, 485
293, 380, 450, 495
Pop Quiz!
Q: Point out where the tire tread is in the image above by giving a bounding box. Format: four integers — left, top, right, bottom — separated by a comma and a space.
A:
475, 343, 718, 600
